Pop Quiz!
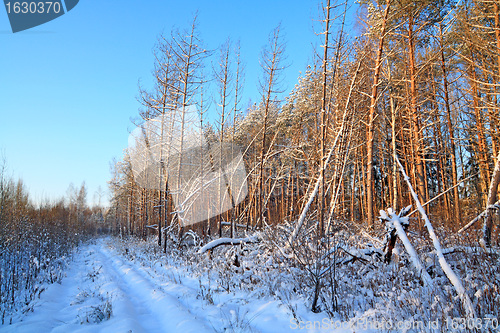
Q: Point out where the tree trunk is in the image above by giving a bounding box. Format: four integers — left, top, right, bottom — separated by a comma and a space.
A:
439, 23, 461, 222
367, 0, 390, 227
482, 152, 500, 247
469, 61, 491, 205
406, 16, 426, 204
257, 25, 284, 228
319, 0, 331, 236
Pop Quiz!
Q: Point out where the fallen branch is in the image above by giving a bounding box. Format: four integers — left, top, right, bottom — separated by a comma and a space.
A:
221, 221, 248, 229
408, 173, 478, 217
436, 246, 500, 256
338, 247, 370, 265
338, 246, 381, 267
457, 200, 500, 234
198, 235, 259, 254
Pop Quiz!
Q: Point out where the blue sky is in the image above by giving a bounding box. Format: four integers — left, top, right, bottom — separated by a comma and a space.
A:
0, 0, 359, 206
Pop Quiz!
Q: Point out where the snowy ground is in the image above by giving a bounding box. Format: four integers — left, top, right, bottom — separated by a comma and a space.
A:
2, 233, 498, 333
0, 238, 360, 333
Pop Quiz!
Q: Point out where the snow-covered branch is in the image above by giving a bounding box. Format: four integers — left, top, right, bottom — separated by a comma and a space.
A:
457, 200, 500, 234
198, 234, 260, 254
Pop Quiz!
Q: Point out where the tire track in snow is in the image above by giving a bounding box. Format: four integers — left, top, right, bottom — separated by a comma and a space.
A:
96, 245, 213, 333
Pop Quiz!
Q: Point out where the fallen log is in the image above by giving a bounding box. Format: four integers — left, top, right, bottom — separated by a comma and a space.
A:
220, 221, 248, 229
198, 234, 260, 254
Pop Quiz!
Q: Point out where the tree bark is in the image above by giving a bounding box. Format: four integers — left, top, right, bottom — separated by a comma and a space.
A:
367, 0, 391, 228
482, 152, 500, 247
257, 25, 285, 228
319, 0, 331, 236
469, 61, 491, 205
407, 16, 426, 204
439, 23, 461, 222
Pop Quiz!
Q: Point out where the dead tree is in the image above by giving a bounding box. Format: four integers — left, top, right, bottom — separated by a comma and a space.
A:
380, 205, 411, 264
256, 24, 286, 228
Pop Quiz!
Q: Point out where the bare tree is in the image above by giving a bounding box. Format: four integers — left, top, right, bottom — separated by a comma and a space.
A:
163, 16, 209, 233
257, 24, 287, 228
214, 38, 235, 237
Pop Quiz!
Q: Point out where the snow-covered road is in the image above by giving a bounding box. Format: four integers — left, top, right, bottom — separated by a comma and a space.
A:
96, 246, 213, 332
1, 239, 346, 333
0, 242, 216, 332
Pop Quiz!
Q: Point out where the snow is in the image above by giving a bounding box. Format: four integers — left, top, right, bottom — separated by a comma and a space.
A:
2, 238, 384, 333
1, 242, 210, 333
2, 215, 498, 333
198, 235, 259, 254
